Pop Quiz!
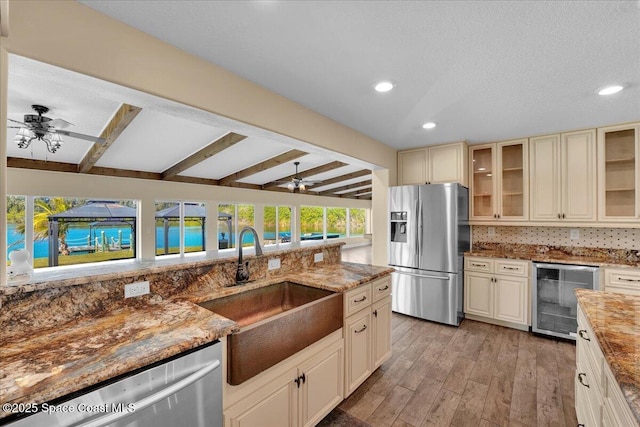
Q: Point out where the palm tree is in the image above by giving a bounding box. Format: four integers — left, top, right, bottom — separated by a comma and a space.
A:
15, 198, 73, 255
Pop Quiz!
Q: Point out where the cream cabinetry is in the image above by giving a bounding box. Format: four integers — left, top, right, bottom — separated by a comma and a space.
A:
224, 331, 343, 427
397, 141, 468, 186
597, 122, 640, 222
530, 130, 597, 222
469, 139, 528, 221
576, 305, 639, 427
464, 257, 529, 329
603, 267, 640, 296
344, 276, 392, 396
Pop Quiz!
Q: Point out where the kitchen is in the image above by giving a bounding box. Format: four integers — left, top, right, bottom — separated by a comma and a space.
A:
1, 1, 639, 427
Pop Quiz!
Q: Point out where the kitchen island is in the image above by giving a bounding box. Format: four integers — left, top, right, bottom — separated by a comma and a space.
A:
0, 242, 393, 425
575, 289, 640, 426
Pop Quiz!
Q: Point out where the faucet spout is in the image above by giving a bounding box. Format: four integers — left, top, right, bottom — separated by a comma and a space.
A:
236, 226, 263, 284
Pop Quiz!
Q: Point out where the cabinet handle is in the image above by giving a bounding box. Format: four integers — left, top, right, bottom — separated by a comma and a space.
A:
497, 214, 500, 219
373, 310, 378, 317
558, 213, 561, 219
294, 373, 306, 387
354, 296, 367, 303
578, 329, 590, 341
577, 372, 590, 388
618, 277, 640, 283
294, 376, 301, 388
378, 285, 389, 291
355, 325, 368, 334
471, 263, 485, 267
300, 373, 306, 384
562, 213, 565, 219
503, 266, 518, 270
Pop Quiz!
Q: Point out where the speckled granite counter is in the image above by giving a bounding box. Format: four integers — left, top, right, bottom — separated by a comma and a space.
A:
575, 289, 640, 423
466, 242, 640, 268
0, 243, 393, 422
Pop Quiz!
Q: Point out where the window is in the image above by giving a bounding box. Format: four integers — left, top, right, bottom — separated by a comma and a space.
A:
326, 207, 346, 239
218, 203, 255, 249
349, 208, 366, 237
264, 205, 292, 245
7, 197, 137, 269
300, 206, 324, 240
155, 201, 206, 257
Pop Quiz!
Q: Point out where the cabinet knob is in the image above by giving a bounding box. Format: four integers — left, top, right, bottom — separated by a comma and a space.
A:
558, 213, 561, 219
562, 213, 565, 219
373, 310, 378, 317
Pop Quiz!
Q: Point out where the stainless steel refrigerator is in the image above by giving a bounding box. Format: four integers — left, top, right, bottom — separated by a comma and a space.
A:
389, 183, 470, 326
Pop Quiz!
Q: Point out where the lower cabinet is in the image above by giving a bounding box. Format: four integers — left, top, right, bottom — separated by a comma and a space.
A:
225, 332, 343, 427
603, 267, 640, 296
344, 276, 392, 396
576, 304, 639, 427
464, 257, 529, 329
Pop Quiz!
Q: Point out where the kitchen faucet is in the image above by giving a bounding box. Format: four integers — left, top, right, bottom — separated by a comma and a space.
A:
235, 226, 263, 284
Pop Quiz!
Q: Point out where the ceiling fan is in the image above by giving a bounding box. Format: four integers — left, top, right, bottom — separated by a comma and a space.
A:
277, 161, 323, 192
8, 104, 106, 153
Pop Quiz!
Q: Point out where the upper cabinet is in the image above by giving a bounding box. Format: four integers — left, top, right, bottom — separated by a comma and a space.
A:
597, 122, 640, 221
469, 139, 528, 221
397, 141, 468, 186
530, 130, 597, 222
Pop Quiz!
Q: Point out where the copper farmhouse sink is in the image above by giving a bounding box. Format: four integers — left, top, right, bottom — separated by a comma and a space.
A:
198, 282, 343, 385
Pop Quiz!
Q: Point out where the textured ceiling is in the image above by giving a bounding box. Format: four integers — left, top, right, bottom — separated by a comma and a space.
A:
80, 0, 640, 149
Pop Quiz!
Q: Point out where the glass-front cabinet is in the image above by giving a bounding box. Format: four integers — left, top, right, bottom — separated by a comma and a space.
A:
597, 122, 640, 221
470, 139, 528, 221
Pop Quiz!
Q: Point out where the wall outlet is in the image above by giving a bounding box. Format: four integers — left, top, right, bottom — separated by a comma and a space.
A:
125, 281, 150, 298
314, 252, 324, 263
570, 229, 580, 240
268, 258, 281, 270
488, 226, 496, 237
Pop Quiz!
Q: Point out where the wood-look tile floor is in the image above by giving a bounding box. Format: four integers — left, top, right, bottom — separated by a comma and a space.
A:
338, 313, 577, 427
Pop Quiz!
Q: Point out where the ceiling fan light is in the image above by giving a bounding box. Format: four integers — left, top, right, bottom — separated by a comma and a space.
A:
299, 183, 306, 191
287, 182, 295, 191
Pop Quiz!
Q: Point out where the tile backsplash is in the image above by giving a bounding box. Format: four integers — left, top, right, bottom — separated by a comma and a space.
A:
472, 226, 639, 250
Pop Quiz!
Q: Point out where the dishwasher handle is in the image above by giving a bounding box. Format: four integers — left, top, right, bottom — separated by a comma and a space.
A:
77, 359, 221, 427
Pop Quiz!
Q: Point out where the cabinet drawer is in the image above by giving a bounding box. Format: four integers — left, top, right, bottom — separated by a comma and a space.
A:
465, 257, 494, 273
344, 283, 372, 317
495, 260, 529, 277
371, 277, 391, 302
577, 307, 604, 390
604, 268, 640, 295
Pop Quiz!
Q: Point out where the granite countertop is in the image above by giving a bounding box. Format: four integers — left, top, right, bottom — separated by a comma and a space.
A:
465, 249, 640, 268
575, 289, 640, 423
0, 261, 393, 420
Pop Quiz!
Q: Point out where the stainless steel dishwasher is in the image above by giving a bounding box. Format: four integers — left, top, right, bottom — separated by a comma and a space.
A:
5, 341, 222, 427
532, 263, 599, 340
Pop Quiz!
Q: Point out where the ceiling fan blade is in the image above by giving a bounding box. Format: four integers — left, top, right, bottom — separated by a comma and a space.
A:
7, 118, 27, 125
8, 126, 25, 129
53, 129, 106, 144
48, 118, 75, 129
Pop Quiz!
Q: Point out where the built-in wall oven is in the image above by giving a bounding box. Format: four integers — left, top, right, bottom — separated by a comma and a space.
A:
532, 263, 599, 340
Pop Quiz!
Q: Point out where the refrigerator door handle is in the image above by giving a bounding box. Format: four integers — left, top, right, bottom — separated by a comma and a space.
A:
415, 199, 421, 264
394, 270, 451, 281
417, 199, 423, 259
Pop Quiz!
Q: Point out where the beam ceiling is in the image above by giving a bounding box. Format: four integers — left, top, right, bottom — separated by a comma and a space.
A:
261, 160, 347, 189
316, 179, 373, 196
218, 149, 307, 186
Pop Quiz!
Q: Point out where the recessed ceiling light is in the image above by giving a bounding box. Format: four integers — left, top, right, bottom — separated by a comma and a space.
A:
422, 122, 436, 129
598, 85, 624, 96
374, 81, 395, 93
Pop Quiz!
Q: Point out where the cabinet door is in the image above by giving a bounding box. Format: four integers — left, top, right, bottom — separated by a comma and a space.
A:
494, 275, 528, 325
428, 143, 467, 185
227, 368, 298, 427
529, 135, 561, 221
598, 123, 640, 221
344, 310, 372, 396
398, 149, 427, 185
497, 139, 528, 220
371, 297, 392, 369
464, 272, 493, 317
561, 129, 597, 221
299, 341, 344, 427
470, 144, 497, 220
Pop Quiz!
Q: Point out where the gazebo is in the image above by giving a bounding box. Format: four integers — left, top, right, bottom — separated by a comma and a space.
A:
47, 200, 137, 267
